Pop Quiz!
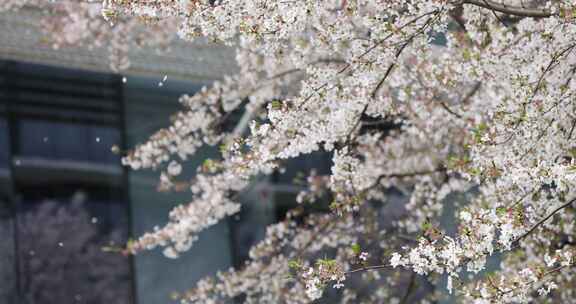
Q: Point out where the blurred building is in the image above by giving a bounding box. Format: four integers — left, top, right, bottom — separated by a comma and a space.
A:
0, 7, 235, 83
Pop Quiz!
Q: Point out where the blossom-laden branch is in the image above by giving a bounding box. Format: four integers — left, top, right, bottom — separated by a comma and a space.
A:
461, 0, 553, 18
10, 0, 576, 303
512, 197, 576, 247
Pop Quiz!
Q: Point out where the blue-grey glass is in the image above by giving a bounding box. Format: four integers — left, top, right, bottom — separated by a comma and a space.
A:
0, 119, 9, 169
17, 120, 121, 164
0, 117, 18, 304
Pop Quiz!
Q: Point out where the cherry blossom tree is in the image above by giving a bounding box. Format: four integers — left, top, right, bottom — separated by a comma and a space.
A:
4, 0, 576, 303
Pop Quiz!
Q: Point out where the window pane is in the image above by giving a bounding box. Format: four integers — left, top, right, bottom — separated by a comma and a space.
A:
2, 60, 134, 304
17, 120, 120, 164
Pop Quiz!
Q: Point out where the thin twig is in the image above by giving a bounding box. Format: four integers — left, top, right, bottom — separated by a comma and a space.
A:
371, 11, 441, 99
512, 197, 576, 246
298, 9, 442, 110
568, 119, 576, 140
481, 0, 508, 26
399, 273, 417, 304
346, 264, 393, 274
487, 263, 575, 299
461, 81, 482, 104
439, 101, 463, 119
368, 167, 447, 190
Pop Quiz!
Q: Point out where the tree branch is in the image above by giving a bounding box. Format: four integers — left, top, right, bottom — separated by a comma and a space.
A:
512, 197, 576, 246
346, 264, 393, 274
367, 167, 447, 191
371, 11, 441, 99
480, 0, 508, 26
439, 101, 463, 119
568, 118, 576, 140
399, 273, 417, 304
461, 81, 482, 104
461, 0, 553, 18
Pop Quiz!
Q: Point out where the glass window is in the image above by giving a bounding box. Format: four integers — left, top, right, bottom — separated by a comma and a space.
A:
17, 120, 120, 164
0, 60, 133, 304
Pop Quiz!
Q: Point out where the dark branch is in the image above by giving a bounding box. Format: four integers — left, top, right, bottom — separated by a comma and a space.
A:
372, 11, 441, 99
568, 118, 576, 140
461, 82, 482, 104
462, 0, 553, 18
399, 273, 417, 304
346, 264, 393, 274
367, 167, 447, 191
439, 101, 463, 119
512, 197, 576, 246
481, 0, 508, 26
